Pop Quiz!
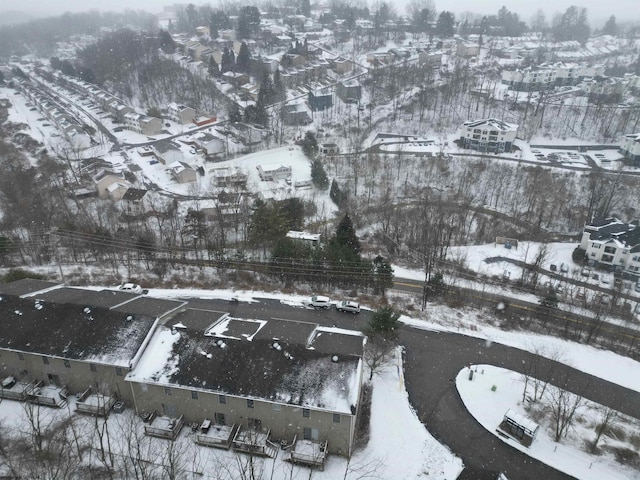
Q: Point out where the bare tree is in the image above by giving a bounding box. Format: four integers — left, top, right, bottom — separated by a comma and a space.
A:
544, 383, 585, 442
590, 406, 618, 453
365, 339, 395, 381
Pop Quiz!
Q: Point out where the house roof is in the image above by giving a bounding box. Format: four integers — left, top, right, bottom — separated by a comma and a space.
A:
462, 118, 518, 132
0, 279, 61, 297
0, 292, 157, 366
127, 315, 364, 413
122, 188, 148, 202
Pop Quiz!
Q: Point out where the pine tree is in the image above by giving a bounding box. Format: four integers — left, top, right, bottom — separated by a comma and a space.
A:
436, 11, 455, 37
208, 55, 219, 77
335, 214, 361, 256
258, 72, 275, 106
301, 0, 311, 18
301, 131, 318, 157
236, 42, 251, 74
159, 29, 176, 54
221, 47, 233, 73
228, 103, 242, 123
273, 70, 286, 102
310, 159, 329, 189
602, 15, 617, 36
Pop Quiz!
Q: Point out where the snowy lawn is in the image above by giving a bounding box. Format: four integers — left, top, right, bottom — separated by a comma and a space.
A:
457, 365, 640, 480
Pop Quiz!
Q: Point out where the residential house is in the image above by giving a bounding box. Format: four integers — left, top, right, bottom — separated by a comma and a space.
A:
168, 161, 198, 184
153, 141, 184, 165
211, 167, 248, 188
222, 72, 250, 87
168, 103, 196, 125
336, 80, 362, 104
257, 164, 292, 181
286, 231, 321, 245
93, 169, 129, 199
281, 103, 311, 125
456, 41, 480, 58
320, 143, 340, 155
124, 113, 163, 136
621, 133, 640, 166
308, 87, 333, 111
228, 123, 268, 144
329, 57, 353, 74
580, 218, 640, 275
459, 118, 518, 154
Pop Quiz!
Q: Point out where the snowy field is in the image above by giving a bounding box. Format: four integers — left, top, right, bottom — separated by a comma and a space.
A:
457, 365, 640, 480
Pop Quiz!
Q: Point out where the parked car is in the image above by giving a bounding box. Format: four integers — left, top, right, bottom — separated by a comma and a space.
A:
119, 283, 143, 294
336, 300, 360, 314
560, 263, 569, 273
600, 274, 612, 288
581, 268, 590, 277
309, 295, 331, 309
635, 281, 640, 293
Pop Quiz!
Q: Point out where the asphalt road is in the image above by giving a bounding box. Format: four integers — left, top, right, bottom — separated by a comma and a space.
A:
174, 295, 640, 479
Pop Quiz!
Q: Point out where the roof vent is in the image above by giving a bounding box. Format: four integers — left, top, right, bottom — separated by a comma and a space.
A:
14, 310, 22, 316
272, 341, 282, 351
83, 307, 91, 314
34, 302, 43, 310
216, 339, 227, 349
126, 315, 133, 321
332, 355, 339, 363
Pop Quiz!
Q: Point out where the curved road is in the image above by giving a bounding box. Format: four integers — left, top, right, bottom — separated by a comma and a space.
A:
173, 295, 640, 479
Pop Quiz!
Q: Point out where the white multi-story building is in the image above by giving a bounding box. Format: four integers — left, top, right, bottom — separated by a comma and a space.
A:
459, 118, 518, 154
621, 133, 640, 166
501, 63, 605, 91
580, 218, 640, 275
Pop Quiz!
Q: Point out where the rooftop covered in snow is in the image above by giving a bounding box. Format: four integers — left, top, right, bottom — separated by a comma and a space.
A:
0, 292, 158, 367
127, 313, 364, 413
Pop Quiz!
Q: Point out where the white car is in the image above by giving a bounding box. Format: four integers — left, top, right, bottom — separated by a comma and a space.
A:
600, 274, 612, 288
310, 295, 331, 309
119, 283, 143, 294
336, 300, 360, 314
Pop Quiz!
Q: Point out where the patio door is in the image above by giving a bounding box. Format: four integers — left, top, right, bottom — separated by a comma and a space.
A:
215, 412, 226, 425
47, 373, 60, 385
303, 427, 319, 441
163, 403, 177, 417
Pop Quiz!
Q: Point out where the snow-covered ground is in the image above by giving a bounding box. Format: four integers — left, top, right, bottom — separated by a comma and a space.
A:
457, 365, 639, 480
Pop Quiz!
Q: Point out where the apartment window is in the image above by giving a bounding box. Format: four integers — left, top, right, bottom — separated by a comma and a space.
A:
303, 408, 310, 418
591, 243, 601, 249
219, 394, 226, 404
191, 390, 199, 400
472, 134, 480, 139
215, 412, 226, 425
247, 399, 254, 409
248, 417, 261, 430
633, 256, 640, 262
602, 254, 614, 263
63, 359, 71, 368
473, 129, 481, 134
604, 246, 616, 254
272, 403, 281, 412
333, 413, 341, 423
90, 364, 97, 372
17, 352, 24, 360
115, 367, 123, 376
42, 356, 50, 365
164, 387, 172, 396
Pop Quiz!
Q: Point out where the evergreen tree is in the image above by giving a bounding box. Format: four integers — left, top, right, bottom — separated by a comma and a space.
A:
310, 159, 329, 189
373, 255, 394, 295
236, 42, 251, 74
228, 102, 242, 123
258, 72, 275, 106
334, 214, 361, 257
602, 15, 617, 36
330, 179, 347, 208
367, 306, 400, 340
552, 6, 590, 44
208, 55, 219, 77
301, 131, 319, 157
273, 70, 286, 102
221, 47, 233, 73
436, 11, 455, 37
159, 29, 176, 54
301, 0, 311, 18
